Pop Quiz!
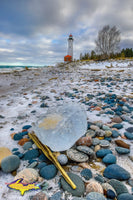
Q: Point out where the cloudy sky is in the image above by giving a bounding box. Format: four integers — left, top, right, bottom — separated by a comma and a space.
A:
0, 0, 133, 66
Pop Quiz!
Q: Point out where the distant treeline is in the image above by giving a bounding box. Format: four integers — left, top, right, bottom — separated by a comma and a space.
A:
79, 48, 133, 61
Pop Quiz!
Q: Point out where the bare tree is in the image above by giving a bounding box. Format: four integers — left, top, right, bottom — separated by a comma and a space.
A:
95, 25, 120, 58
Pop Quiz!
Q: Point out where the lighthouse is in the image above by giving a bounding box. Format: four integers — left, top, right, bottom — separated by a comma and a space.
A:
64, 34, 74, 62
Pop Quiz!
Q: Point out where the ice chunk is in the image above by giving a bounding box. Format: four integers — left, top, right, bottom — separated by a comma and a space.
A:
32, 103, 87, 151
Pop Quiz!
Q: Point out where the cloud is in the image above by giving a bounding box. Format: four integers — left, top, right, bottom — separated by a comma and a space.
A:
0, 0, 133, 65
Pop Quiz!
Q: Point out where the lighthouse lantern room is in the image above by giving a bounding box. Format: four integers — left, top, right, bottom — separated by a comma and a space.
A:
64, 34, 74, 62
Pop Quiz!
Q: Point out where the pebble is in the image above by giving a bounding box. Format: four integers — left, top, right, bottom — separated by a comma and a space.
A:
111, 116, 123, 123
115, 139, 130, 149
102, 154, 116, 165
86, 180, 103, 194
102, 125, 111, 131
31, 191, 48, 200
37, 162, 48, 169
50, 191, 61, 200
86, 130, 96, 138
96, 149, 112, 158
1, 155, 20, 173
115, 146, 130, 154
80, 168, 92, 180
104, 130, 112, 137
92, 138, 100, 146
124, 131, 133, 139
112, 123, 123, 129
109, 179, 128, 196
94, 174, 105, 183
86, 192, 107, 200
126, 127, 133, 133
76, 136, 92, 146
95, 129, 105, 137
76, 145, 94, 157
15, 168, 40, 184
100, 140, 110, 148
103, 164, 131, 180
57, 154, 68, 165
111, 130, 120, 138
94, 145, 101, 152
102, 183, 116, 195
106, 189, 116, 199
22, 125, 32, 129
90, 125, 99, 131
67, 149, 89, 162
23, 149, 40, 160
0, 147, 12, 166
18, 138, 29, 146
117, 193, 133, 200
128, 179, 133, 187
61, 172, 85, 197
23, 141, 33, 150
40, 164, 58, 180
28, 161, 38, 168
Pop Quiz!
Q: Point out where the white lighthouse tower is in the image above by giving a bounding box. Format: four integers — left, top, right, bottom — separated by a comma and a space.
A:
68, 34, 74, 61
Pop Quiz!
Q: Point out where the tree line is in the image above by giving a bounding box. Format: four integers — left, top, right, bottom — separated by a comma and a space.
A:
79, 25, 133, 61
80, 48, 133, 61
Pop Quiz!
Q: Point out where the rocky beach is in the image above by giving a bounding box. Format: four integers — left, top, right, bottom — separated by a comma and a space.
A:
0, 59, 133, 200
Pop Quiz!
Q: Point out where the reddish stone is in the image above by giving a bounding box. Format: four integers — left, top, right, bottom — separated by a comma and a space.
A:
115, 139, 130, 149
18, 138, 29, 146
76, 136, 92, 146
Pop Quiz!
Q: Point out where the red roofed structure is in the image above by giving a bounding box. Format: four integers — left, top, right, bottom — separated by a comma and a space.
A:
64, 55, 72, 62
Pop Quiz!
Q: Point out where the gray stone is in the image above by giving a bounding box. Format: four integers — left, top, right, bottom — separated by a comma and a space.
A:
92, 138, 100, 146
86, 192, 107, 200
23, 141, 33, 150
57, 154, 68, 165
100, 140, 110, 148
60, 172, 85, 197
1, 155, 20, 173
67, 149, 89, 162
109, 179, 128, 195
76, 145, 94, 156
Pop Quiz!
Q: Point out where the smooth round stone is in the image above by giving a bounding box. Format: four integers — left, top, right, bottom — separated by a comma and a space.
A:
106, 189, 116, 199
102, 183, 116, 195
128, 178, 133, 187
40, 164, 58, 180
115, 147, 130, 154
117, 193, 133, 200
23, 149, 40, 160
76, 136, 92, 147
86, 192, 107, 200
67, 149, 89, 162
112, 124, 123, 129
1, 155, 20, 173
32, 192, 48, 200
60, 172, 85, 197
111, 116, 122, 123
15, 168, 40, 184
76, 145, 94, 156
71, 165, 82, 172
80, 168, 92, 180
96, 149, 112, 158
102, 154, 116, 165
111, 130, 119, 138
100, 140, 110, 148
92, 138, 100, 146
94, 145, 101, 152
50, 191, 61, 200
23, 141, 33, 150
126, 127, 133, 133
37, 162, 47, 169
57, 154, 68, 165
115, 139, 130, 149
95, 129, 105, 137
109, 179, 128, 196
0, 147, 12, 167
102, 125, 111, 131
105, 130, 112, 137
94, 174, 105, 183
90, 125, 99, 131
86, 181, 103, 194
22, 125, 32, 129
103, 164, 130, 180
13, 133, 23, 141
27, 161, 38, 168
86, 130, 96, 138
124, 132, 133, 140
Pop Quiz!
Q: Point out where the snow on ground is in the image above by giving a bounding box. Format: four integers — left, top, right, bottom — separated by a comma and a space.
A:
0, 59, 133, 199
